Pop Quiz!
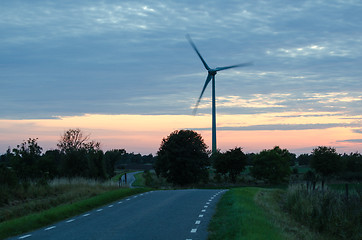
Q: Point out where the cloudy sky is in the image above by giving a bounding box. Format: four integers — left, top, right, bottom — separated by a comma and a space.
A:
1, 0, 361, 155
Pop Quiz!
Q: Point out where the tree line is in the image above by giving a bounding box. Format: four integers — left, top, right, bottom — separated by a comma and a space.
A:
0, 129, 155, 186
155, 130, 362, 186
1, 128, 361, 187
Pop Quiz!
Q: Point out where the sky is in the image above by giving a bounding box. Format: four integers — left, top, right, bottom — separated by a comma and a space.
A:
1, 0, 362, 155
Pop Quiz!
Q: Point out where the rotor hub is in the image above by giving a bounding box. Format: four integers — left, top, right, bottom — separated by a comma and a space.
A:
208, 69, 217, 75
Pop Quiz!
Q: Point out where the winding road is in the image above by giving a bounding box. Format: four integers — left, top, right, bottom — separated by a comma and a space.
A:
10, 189, 227, 240
121, 171, 142, 188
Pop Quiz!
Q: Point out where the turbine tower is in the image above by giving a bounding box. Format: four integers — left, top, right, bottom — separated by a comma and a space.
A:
186, 35, 252, 154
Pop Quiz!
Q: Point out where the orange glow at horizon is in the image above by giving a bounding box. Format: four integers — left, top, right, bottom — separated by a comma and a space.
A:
0, 112, 361, 155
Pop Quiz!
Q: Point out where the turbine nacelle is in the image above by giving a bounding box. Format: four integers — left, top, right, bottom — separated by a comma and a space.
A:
208, 69, 217, 75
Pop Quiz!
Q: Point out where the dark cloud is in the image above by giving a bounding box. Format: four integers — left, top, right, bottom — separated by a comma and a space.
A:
193, 123, 349, 131
337, 139, 362, 143
353, 129, 362, 134
0, 0, 361, 120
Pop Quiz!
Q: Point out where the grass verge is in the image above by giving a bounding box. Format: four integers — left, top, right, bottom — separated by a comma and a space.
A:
0, 187, 151, 240
283, 185, 361, 239
255, 188, 330, 240
208, 187, 284, 240
132, 172, 145, 187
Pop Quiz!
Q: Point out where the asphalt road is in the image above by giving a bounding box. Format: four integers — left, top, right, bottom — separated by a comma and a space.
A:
121, 171, 143, 188
10, 189, 227, 240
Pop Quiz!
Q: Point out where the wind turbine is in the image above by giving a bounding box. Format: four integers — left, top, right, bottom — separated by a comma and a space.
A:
186, 34, 252, 154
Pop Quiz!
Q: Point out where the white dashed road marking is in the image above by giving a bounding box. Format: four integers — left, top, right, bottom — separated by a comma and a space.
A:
18, 234, 31, 239
44, 226, 56, 231
96, 209, 103, 212
108, 205, 114, 208
82, 213, 90, 217
66, 219, 75, 223
191, 229, 197, 233
195, 220, 201, 225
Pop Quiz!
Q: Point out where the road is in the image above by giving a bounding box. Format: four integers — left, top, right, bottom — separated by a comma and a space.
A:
121, 171, 142, 188
10, 189, 227, 240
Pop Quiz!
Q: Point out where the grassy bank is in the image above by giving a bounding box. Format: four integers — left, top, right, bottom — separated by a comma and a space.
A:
208, 187, 339, 240
0, 187, 150, 239
132, 172, 145, 187
208, 188, 284, 240
0, 178, 120, 222
284, 185, 362, 240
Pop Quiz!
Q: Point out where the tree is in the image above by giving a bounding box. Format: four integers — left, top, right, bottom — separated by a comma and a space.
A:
104, 149, 126, 177
11, 138, 43, 180
251, 146, 291, 184
42, 150, 63, 177
342, 152, 362, 175
87, 149, 107, 180
297, 153, 312, 166
57, 128, 100, 153
311, 146, 341, 189
57, 129, 102, 179
213, 147, 247, 183
155, 130, 209, 186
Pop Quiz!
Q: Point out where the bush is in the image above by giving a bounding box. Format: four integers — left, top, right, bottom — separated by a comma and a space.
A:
284, 185, 362, 239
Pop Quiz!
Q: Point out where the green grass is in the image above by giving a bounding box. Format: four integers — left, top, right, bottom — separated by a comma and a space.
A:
208, 187, 284, 240
284, 185, 362, 240
0, 187, 151, 240
0, 178, 120, 222
133, 172, 145, 187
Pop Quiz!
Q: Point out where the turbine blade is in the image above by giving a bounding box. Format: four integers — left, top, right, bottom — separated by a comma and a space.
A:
193, 73, 212, 115
186, 34, 210, 71
215, 62, 253, 72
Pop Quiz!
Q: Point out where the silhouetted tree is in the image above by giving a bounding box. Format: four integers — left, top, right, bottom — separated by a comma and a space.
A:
87, 149, 107, 180
42, 150, 63, 177
213, 147, 247, 183
57, 129, 103, 179
0, 147, 13, 165
57, 128, 100, 153
11, 138, 43, 180
251, 146, 291, 184
297, 153, 312, 166
289, 152, 297, 166
341, 152, 362, 180
155, 130, 209, 186
311, 146, 341, 190
104, 149, 126, 177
